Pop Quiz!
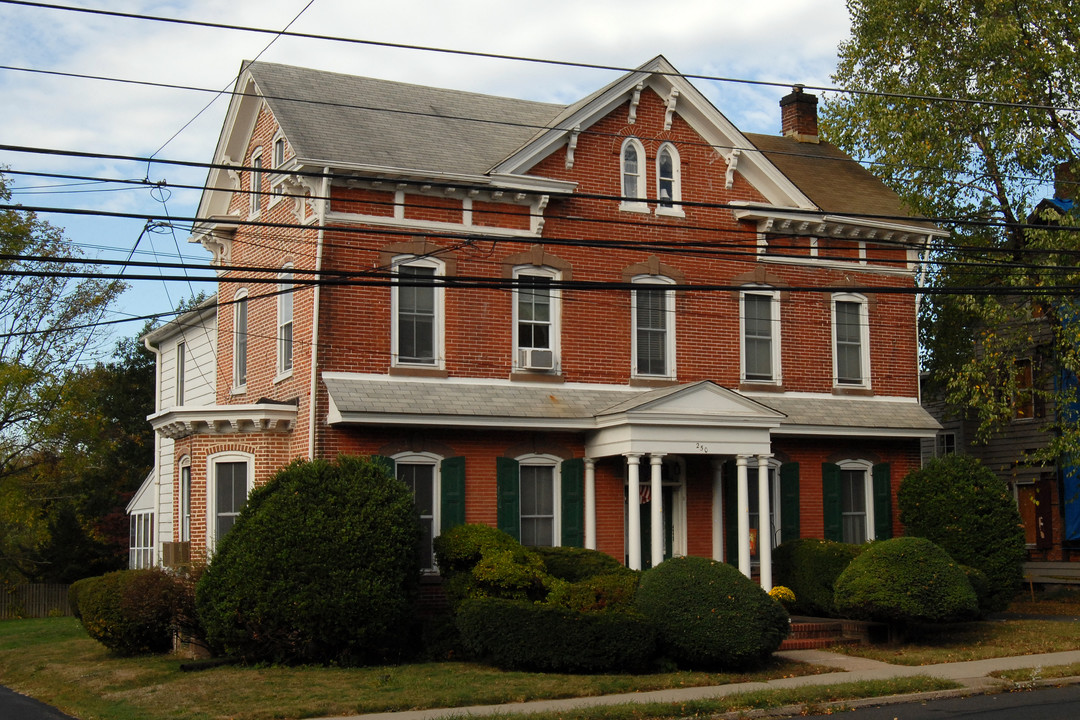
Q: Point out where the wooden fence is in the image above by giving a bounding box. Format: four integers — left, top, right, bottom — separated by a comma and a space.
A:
0, 584, 71, 619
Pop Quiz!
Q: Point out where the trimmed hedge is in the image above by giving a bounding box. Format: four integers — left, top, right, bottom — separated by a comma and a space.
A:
898, 454, 1026, 612
74, 569, 180, 655
457, 598, 656, 673
531, 546, 631, 582
773, 538, 864, 617
433, 524, 552, 607
635, 556, 789, 669
545, 572, 640, 613
834, 537, 978, 625
196, 456, 421, 666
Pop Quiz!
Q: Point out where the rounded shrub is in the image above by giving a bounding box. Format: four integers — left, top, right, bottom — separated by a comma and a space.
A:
635, 556, 789, 670
545, 572, 640, 613
456, 598, 656, 673
959, 564, 992, 618
833, 537, 978, 626
433, 524, 552, 607
773, 538, 864, 617
531, 546, 631, 582
195, 456, 421, 666
898, 454, 1025, 611
75, 569, 181, 655
433, 523, 520, 574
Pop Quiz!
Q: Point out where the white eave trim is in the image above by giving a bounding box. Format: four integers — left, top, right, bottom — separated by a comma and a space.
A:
770, 424, 939, 439
731, 205, 948, 240
304, 161, 578, 195
149, 403, 297, 439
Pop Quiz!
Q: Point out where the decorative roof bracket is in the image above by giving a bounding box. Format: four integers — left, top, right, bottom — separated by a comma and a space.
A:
628, 82, 644, 124
565, 126, 581, 169
724, 148, 741, 190
664, 88, 680, 130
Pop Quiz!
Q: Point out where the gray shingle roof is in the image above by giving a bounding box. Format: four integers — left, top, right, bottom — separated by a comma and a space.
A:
744, 393, 940, 432
247, 61, 565, 175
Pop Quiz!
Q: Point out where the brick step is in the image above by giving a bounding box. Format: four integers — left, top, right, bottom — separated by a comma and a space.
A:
787, 621, 845, 639
779, 636, 860, 651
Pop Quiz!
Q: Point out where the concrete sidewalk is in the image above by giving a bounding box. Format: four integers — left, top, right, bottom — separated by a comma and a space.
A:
312, 649, 1080, 720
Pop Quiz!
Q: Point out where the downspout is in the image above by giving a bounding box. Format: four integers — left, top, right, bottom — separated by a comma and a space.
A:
307, 167, 329, 458
143, 335, 163, 567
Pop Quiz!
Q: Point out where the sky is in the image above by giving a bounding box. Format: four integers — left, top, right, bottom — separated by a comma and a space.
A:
0, 0, 853, 359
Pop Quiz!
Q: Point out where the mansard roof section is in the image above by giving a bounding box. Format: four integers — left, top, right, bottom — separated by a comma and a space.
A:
492, 55, 814, 210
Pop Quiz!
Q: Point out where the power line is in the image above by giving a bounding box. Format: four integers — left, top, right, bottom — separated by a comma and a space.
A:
5, 0, 1079, 114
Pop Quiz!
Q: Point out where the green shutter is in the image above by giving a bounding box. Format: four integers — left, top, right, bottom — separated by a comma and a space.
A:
440, 456, 466, 532
822, 463, 842, 542
560, 458, 585, 548
496, 457, 520, 541
872, 463, 893, 540
372, 455, 395, 477
723, 459, 737, 565
779, 462, 800, 544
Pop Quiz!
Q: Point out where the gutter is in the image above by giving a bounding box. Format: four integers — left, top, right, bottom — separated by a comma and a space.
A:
307, 168, 329, 459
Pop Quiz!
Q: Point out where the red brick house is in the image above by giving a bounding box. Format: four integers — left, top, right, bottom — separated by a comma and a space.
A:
136, 56, 942, 587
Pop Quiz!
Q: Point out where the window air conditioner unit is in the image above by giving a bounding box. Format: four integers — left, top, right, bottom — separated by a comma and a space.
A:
519, 348, 554, 371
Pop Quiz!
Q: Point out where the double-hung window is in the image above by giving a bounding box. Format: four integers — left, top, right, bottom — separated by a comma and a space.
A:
179, 459, 191, 543
832, 294, 870, 387
520, 461, 556, 547
515, 268, 558, 372
209, 456, 251, 551
273, 136, 286, 168
620, 138, 647, 212
278, 269, 294, 376
742, 291, 780, 383
249, 152, 262, 216
396, 460, 437, 570
632, 277, 675, 378
233, 291, 248, 390
393, 258, 444, 367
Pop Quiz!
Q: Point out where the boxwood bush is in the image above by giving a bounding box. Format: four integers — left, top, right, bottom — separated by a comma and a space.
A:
433, 524, 552, 607
196, 456, 421, 666
531, 546, 631, 582
898, 454, 1026, 611
545, 572, 640, 613
635, 556, 789, 669
456, 597, 656, 673
74, 569, 180, 655
773, 538, 864, 617
834, 537, 978, 626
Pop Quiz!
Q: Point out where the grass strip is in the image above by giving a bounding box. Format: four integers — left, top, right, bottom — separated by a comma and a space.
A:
994, 663, 1080, 683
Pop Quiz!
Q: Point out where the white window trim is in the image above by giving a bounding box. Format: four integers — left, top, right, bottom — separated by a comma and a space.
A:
269, 134, 288, 208
248, 149, 263, 218
831, 293, 871, 389
129, 511, 154, 569
272, 133, 287, 169
654, 142, 685, 218
392, 452, 442, 571
179, 456, 192, 543
232, 289, 249, 393
620, 137, 649, 213
276, 266, 294, 382
740, 288, 782, 384
206, 452, 254, 554
837, 459, 875, 543
517, 454, 562, 547
512, 265, 561, 373
391, 255, 446, 369
631, 275, 677, 380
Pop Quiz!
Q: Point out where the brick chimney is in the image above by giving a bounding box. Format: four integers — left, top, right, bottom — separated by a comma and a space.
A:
780, 85, 819, 143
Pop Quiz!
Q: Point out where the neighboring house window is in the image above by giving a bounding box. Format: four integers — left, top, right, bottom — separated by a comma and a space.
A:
392, 257, 444, 367
655, 143, 683, 215
823, 460, 892, 544
620, 138, 647, 211
741, 290, 781, 383
936, 432, 956, 457
832, 294, 870, 387
175, 341, 186, 405
514, 267, 559, 372
129, 511, 153, 569
233, 290, 248, 389
273, 136, 286, 168
632, 276, 676, 378
249, 152, 262, 216
208, 456, 251, 551
278, 268, 294, 376
179, 459, 191, 543
1014, 358, 1035, 419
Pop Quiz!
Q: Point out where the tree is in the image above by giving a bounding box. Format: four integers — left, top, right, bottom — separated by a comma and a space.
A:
823, 0, 1080, 455
0, 171, 127, 581
898, 454, 1026, 611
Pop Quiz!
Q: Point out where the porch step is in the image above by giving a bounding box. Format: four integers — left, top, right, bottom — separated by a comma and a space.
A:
779, 620, 859, 651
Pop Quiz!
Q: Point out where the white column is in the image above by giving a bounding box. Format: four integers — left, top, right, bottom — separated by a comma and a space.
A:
711, 458, 724, 561
584, 458, 596, 550
737, 454, 752, 578
650, 454, 665, 568
626, 454, 642, 571
758, 454, 774, 591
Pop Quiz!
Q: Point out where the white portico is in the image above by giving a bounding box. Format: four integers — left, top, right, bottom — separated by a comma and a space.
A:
584, 382, 784, 585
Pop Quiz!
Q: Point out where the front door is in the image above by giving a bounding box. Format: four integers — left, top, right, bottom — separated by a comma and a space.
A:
638, 485, 674, 569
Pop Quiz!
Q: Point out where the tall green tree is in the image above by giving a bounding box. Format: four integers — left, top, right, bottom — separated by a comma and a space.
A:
823, 0, 1080, 456
0, 171, 127, 581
